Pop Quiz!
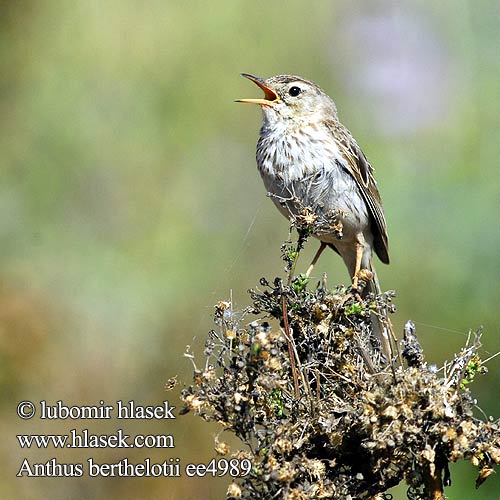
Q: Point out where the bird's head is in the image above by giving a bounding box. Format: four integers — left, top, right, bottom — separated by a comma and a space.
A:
236, 74, 337, 125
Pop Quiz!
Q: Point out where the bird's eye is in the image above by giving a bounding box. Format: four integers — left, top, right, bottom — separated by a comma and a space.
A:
288, 86, 301, 97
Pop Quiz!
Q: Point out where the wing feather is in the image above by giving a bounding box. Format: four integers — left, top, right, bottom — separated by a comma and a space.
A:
325, 120, 390, 264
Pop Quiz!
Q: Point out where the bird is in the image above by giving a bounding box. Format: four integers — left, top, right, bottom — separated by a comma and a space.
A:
237, 73, 393, 360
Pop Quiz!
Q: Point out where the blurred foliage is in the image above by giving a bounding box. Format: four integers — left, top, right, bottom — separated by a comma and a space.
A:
1, 1, 499, 499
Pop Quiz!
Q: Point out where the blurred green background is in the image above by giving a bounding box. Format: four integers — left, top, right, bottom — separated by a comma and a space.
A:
1, 1, 499, 499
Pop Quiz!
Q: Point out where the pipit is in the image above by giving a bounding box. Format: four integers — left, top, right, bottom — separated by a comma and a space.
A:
237, 73, 393, 360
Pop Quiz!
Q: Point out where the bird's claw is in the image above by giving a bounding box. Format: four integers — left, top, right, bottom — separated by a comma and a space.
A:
349, 286, 362, 302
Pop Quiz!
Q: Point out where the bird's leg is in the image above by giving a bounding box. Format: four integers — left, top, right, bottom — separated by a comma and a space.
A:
305, 242, 327, 278
352, 238, 365, 291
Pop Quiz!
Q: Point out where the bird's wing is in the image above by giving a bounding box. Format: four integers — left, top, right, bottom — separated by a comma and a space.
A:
325, 120, 390, 264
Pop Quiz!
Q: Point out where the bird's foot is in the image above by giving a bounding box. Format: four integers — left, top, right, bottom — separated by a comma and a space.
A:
357, 268, 374, 284
349, 287, 362, 302
350, 268, 374, 298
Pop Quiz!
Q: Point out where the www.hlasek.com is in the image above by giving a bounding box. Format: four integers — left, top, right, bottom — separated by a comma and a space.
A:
18, 428, 175, 449
16, 400, 251, 478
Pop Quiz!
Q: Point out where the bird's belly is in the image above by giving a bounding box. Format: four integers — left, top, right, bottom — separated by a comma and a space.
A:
260, 164, 370, 246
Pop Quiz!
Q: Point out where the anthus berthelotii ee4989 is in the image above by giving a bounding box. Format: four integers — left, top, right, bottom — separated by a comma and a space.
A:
237, 73, 394, 361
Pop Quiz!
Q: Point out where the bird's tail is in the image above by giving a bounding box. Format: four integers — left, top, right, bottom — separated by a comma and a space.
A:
362, 260, 397, 366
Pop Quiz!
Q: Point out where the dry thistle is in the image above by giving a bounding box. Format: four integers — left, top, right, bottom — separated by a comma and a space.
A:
180, 231, 499, 499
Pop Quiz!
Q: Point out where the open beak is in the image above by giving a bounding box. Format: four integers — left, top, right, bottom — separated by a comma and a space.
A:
236, 73, 280, 107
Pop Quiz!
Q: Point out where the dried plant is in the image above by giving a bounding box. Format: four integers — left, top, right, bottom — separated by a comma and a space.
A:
181, 224, 499, 500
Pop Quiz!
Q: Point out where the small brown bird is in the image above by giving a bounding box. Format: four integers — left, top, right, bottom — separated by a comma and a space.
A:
237, 73, 393, 358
